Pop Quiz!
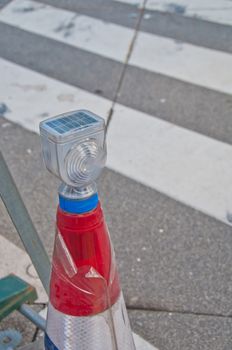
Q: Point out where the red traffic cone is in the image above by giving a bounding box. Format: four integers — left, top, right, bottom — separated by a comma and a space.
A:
45, 196, 135, 350
39, 110, 136, 350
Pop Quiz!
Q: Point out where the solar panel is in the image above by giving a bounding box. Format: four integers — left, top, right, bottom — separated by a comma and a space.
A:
45, 111, 98, 134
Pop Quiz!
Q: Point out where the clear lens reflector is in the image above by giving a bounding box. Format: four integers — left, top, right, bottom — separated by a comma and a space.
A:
65, 139, 106, 186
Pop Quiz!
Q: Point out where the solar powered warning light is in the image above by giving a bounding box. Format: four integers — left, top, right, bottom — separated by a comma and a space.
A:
40, 110, 106, 197
40, 110, 135, 350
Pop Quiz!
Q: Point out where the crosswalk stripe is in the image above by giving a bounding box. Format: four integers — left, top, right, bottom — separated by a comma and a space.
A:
35, 0, 232, 55
114, 0, 232, 27
0, 58, 111, 132
130, 32, 232, 95
107, 104, 232, 226
0, 235, 48, 303
1, 57, 232, 226
0, 21, 231, 146
0, 0, 133, 62
1, 0, 232, 95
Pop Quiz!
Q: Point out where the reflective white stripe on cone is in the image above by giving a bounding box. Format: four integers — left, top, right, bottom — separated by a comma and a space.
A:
39, 308, 159, 350
45, 293, 135, 350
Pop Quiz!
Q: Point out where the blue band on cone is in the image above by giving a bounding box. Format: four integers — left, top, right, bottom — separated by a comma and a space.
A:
59, 193, 99, 214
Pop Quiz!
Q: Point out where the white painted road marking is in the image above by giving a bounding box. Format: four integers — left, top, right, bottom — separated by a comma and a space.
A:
0, 0, 133, 62
0, 58, 111, 133
0, 235, 48, 303
130, 31, 232, 95
107, 104, 232, 225
1, 0, 232, 95
114, 0, 232, 26
1, 58, 232, 225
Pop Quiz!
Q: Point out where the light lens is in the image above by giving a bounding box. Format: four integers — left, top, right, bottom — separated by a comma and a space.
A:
65, 139, 106, 186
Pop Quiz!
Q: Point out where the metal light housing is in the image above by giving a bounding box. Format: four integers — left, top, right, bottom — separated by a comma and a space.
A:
40, 110, 106, 196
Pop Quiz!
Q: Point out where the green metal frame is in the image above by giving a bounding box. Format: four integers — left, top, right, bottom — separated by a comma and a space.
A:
0, 274, 37, 321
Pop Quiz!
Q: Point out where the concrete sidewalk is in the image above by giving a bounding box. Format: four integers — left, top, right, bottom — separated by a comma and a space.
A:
19, 340, 44, 350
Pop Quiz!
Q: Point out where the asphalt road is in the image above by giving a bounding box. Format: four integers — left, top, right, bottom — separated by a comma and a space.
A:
0, 0, 232, 349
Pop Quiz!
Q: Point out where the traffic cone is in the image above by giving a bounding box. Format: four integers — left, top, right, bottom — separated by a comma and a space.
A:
39, 110, 136, 350
44, 192, 135, 350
